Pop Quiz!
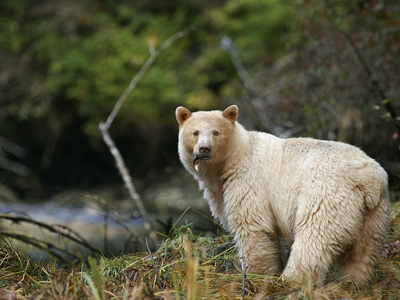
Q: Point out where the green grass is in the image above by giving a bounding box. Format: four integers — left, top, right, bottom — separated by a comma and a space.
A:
1, 203, 400, 299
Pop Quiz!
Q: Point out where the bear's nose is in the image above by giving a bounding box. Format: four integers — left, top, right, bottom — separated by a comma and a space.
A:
199, 145, 211, 155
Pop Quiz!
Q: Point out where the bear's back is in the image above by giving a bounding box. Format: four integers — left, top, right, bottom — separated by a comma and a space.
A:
279, 137, 387, 208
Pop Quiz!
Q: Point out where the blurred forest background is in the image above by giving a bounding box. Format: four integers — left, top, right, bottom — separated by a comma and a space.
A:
1, 0, 400, 202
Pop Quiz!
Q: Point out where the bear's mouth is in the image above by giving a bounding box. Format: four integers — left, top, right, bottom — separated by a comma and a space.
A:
193, 154, 211, 171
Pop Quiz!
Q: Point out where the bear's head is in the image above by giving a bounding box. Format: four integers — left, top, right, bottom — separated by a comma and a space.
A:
175, 105, 239, 171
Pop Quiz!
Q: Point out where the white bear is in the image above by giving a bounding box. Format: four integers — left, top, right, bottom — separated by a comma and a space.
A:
176, 105, 390, 286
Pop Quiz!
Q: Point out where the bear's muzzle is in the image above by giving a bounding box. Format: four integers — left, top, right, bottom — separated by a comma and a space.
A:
193, 152, 211, 171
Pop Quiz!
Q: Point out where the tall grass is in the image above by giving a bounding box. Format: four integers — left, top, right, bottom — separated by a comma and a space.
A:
1, 203, 400, 299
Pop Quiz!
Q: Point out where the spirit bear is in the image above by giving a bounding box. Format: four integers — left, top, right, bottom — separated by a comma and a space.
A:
176, 105, 390, 286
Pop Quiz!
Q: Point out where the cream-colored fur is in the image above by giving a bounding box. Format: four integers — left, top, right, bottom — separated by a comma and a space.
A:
175, 105, 390, 286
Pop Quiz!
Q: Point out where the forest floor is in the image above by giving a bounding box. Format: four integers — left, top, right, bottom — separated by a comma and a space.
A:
0, 201, 399, 300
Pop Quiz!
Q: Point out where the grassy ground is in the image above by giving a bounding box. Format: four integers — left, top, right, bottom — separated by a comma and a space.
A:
1, 202, 399, 300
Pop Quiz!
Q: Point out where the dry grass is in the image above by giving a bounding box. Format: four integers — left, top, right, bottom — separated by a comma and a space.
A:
1, 202, 400, 300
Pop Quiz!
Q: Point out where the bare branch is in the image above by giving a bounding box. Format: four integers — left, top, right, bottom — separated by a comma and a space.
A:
221, 36, 257, 94
221, 36, 288, 137
99, 26, 195, 242
145, 237, 163, 289
98, 125, 156, 241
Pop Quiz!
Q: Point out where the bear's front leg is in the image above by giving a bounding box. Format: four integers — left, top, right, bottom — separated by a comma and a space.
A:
235, 229, 283, 275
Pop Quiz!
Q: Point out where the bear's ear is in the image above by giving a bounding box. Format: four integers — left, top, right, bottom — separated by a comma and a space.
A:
222, 105, 238, 124
176, 106, 192, 126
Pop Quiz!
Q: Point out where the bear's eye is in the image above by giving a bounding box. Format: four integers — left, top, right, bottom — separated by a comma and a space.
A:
213, 130, 220, 136
193, 130, 199, 136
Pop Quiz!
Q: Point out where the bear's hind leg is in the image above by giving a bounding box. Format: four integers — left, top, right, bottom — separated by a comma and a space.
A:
282, 234, 335, 285
337, 196, 389, 286
281, 196, 356, 285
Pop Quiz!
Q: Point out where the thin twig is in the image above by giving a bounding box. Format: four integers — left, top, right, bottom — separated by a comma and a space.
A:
220, 36, 285, 136
220, 36, 257, 94
239, 256, 248, 300
145, 237, 163, 289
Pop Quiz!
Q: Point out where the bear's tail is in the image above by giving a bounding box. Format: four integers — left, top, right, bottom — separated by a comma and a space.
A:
355, 163, 388, 211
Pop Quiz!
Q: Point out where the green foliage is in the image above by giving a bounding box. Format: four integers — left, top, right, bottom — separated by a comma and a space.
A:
0, 0, 295, 135
0, 0, 299, 189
